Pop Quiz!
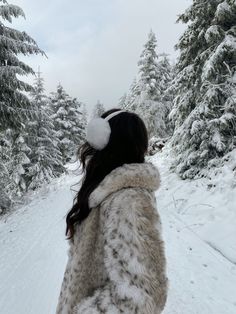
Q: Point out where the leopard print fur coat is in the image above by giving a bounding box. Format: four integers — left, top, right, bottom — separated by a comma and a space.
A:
56, 162, 168, 314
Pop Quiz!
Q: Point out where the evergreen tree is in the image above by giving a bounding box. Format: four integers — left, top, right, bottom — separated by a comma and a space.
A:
136, 97, 168, 138
0, 128, 31, 205
69, 97, 86, 150
128, 31, 170, 137
0, 0, 44, 131
157, 53, 174, 103
0, 1, 44, 210
157, 54, 175, 135
25, 71, 65, 190
123, 78, 140, 111
81, 103, 88, 130
137, 30, 161, 101
9, 132, 31, 196
118, 93, 127, 109
120, 32, 173, 138
49, 84, 85, 162
169, 0, 236, 179
92, 100, 105, 117
0, 129, 12, 211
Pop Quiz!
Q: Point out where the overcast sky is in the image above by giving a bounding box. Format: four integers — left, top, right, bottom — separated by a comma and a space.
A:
12, 0, 191, 112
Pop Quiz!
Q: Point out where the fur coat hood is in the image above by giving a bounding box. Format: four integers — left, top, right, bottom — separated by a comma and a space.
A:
56, 162, 168, 314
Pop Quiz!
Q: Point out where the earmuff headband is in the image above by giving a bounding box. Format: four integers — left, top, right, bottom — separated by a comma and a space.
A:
104, 110, 126, 121
86, 110, 126, 150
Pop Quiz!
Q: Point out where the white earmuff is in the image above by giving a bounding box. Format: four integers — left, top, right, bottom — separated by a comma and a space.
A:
86, 110, 126, 150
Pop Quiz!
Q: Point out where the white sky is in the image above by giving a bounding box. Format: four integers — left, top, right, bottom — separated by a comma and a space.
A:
11, 0, 191, 112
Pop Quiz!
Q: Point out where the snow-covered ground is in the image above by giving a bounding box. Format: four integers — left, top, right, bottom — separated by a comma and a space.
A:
0, 153, 236, 314
151, 150, 236, 314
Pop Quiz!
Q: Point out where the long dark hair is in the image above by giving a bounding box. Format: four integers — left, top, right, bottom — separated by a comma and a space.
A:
66, 108, 148, 239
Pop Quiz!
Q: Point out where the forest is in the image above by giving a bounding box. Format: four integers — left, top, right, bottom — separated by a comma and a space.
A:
0, 1, 236, 314
1, 0, 235, 214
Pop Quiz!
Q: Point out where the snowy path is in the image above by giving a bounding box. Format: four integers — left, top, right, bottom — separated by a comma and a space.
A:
0, 158, 236, 314
160, 204, 236, 314
0, 173, 78, 314
154, 152, 236, 314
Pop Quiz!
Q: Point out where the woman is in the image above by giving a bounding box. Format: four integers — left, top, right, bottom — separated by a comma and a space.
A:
56, 108, 168, 314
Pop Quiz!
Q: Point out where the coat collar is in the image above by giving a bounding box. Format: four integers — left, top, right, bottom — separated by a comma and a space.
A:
88, 162, 160, 208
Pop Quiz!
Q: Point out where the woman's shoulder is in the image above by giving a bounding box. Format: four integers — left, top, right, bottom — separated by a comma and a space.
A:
101, 186, 159, 226
89, 162, 160, 209
109, 186, 155, 206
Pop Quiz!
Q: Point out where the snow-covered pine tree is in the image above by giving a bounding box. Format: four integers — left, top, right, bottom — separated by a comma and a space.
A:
0, 127, 33, 209
49, 84, 85, 163
25, 71, 65, 190
138, 30, 161, 101
157, 54, 174, 102
0, 0, 44, 130
0, 164, 11, 213
1, 127, 31, 203
69, 97, 86, 151
92, 100, 105, 117
134, 30, 169, 137
117, 93, 127, 109
0, 1, 44, 210
169, 0, 236, 179
123, 78, 140, 111
120, 32, 172, 138
8, 132, 31, 196
156, 53, 175, 136
81, 103, 88, 130
0, 129, 12, 211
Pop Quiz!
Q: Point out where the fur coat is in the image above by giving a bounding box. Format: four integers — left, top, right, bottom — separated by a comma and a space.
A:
56, 162, 168, 314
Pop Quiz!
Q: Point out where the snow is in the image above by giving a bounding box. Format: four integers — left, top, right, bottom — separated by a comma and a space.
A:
0, 166, 79, 314
204, 25, 221, 43
0, 155, 236, 314
151, 149, 236, 313
215, 1, 231, 19
202, 34, 236, 81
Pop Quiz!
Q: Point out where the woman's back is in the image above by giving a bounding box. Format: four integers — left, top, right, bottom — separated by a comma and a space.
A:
56, 109, 168, 313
